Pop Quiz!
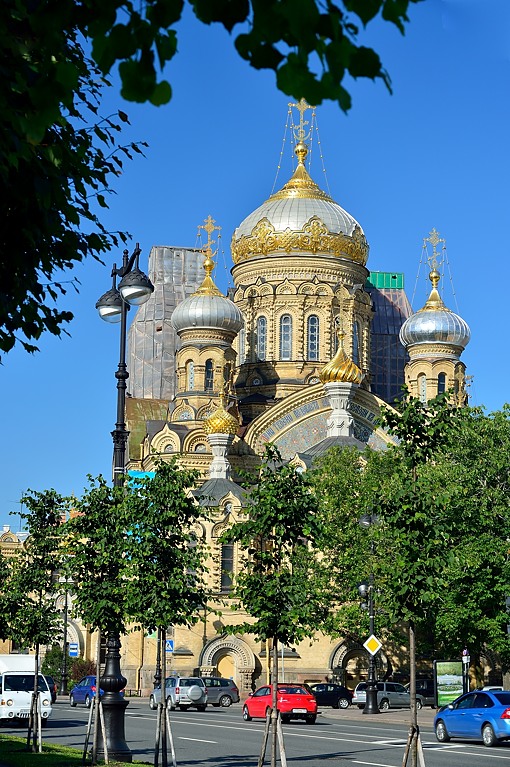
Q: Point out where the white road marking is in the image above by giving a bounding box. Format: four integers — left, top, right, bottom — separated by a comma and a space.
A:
178, 737, 217, 744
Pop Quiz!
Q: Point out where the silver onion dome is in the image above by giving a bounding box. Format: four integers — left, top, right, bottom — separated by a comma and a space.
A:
171, 250, 243, 335
399, 268, 470, 351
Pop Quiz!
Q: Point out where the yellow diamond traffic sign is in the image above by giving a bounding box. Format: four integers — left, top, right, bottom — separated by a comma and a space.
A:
363, 634, 382, 656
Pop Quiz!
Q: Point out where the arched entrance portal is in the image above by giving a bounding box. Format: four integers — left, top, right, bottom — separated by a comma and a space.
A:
199, 635, 256, 694
330, 640, 389, 690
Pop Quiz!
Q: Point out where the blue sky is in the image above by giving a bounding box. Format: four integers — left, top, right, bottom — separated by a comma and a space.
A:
1, 0, 509, 530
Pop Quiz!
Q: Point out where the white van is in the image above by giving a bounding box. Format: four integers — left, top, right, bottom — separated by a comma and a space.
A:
0, 655, 52, 723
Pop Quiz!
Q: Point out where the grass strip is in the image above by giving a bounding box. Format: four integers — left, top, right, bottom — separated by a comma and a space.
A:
0, 734, 151, 766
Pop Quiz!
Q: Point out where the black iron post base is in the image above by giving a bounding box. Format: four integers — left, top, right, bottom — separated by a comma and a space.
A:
363, 683, 380, 715
98, 632, 131, 762
97, 694, 131, 762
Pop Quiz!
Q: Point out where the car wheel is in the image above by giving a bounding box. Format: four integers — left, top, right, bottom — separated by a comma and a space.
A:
338, 697, 350, 709
281, 714, 290, 724
416, 699, 423, 710
166, 696, 175, 711
379, 698, 390, 711
435, 720, 450, 743
69, 694, 77, 708
84, 695, 91, 709
242, 705, 252, 721
149, 695, 157, 711
179, 705, 190, 711
306, 714, 317, 724
196, 705, 207, 712
482, 723, 499, 747
219, 694, 232, 708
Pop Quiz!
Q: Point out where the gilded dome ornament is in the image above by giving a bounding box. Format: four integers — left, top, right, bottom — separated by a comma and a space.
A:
231, 100, 369, 265
320, 330, 363, 385
203, 387, 239, 436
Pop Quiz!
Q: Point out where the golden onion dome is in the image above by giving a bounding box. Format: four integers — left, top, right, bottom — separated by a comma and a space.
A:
231, 139, 368, 266
203, 397, 239, 436
320, 333, 363, 385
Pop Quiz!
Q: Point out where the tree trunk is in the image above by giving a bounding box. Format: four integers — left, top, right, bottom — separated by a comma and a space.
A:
271, 638, 279, 767
409, 620, 417, 767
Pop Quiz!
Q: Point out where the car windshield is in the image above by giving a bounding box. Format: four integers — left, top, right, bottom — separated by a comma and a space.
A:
493, 692, 510, 705
3, 674, 48, 693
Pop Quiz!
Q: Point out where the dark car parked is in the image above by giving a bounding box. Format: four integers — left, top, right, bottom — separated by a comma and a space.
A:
201, 676, 240, 707
309, 683, 352, 709
44, 675, 58, 704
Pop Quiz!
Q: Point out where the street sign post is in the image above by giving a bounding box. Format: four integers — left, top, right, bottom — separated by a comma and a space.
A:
69, 642, 79, 658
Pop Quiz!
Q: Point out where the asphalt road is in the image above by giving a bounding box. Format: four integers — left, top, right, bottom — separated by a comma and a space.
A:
3, 698, 510, 766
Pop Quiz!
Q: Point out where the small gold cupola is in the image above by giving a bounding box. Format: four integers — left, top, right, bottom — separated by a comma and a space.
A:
320, 331, 363, 385
204, 390, 239, 436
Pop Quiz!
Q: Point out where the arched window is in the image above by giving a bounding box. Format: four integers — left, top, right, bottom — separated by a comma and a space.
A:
186, 360, 194, 390
418, 373, 427, 403
279, 314, 292, 360
307, 315, 319, 360
204, 359, 214, 391
256, 316, 267, 360
437, 372, 446, 394
352, 321, 360, 365
221, 543, 234, 593
238, 328, 246, 364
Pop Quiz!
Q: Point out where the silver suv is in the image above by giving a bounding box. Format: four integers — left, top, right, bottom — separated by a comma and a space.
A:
201, 676, 240, 707
352, 682, 424, 711
149, 676, 207, 711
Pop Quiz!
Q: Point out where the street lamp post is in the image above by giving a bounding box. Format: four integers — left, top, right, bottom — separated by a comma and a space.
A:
59, 590, 69, 695
96, 244, 154, 762
358, 513, 379, 716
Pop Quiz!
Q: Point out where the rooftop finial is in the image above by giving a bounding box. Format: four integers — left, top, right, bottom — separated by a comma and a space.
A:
422, 228, 446, 308
193, 215, 223, 297
288, 98, 315, 165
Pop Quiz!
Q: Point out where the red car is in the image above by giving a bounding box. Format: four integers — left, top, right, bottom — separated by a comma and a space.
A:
242, 684, 317, 724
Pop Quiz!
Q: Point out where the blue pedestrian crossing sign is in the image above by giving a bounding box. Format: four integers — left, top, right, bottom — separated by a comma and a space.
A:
165, 640, 174, 653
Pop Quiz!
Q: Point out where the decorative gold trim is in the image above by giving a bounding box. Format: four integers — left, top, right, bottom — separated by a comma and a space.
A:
231, 216, 368, 265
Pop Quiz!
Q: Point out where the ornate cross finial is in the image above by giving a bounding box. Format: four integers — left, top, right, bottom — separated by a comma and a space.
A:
198, 215, 221, 257
288, 98, 315, 142
424, 227, 445, 271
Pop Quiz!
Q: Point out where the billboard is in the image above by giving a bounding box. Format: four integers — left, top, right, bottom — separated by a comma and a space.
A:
434, 660, 464, 707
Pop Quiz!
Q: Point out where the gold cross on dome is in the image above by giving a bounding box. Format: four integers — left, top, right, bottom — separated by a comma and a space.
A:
198, 215, 221, 256
288, 98, 315, 142
424, 227, 445, 270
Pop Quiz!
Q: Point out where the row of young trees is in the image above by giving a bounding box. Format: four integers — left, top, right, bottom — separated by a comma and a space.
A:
2, 394, 510, 761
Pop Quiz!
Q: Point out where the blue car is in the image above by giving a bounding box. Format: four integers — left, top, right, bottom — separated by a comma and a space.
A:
69, 675, 101, 708
434, 689, 510, 747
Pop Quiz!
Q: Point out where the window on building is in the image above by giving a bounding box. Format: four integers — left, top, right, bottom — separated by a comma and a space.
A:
307, 315, 319, 360
204, 359, 214, 391
418, 373, 427, 403
352, 321, 360, 365
221, 543, 234, 593
238, 327, 246, 364
186, 360, 195, 390
438, 372, 446, 395
256, 316, 267, 360
279, 314, 292, 360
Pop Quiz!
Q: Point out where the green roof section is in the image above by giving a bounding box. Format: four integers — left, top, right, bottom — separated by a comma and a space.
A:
366, 271, 405, 290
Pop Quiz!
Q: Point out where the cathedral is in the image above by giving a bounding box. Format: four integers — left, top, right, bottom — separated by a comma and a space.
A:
0, 101, 472, 692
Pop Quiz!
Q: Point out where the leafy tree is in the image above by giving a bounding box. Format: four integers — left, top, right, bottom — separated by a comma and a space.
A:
2, 0, 421, 355
69, 657, 97, 685
5, 489, 69, 751
41, 645, 65, 679
65, 476, 130, 638
224, 444, 329, 760
124, 460, 210, 767
0, 2, 146, 356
